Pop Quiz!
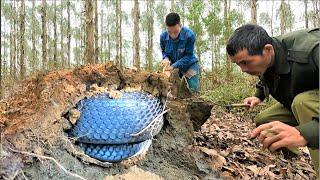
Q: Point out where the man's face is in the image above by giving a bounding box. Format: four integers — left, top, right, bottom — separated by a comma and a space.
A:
167, 24, 181, 40
228, 46, 274, 76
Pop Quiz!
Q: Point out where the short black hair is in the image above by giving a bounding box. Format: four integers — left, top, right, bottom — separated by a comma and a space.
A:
165, 12, 180, 26
226, 24, 273, 56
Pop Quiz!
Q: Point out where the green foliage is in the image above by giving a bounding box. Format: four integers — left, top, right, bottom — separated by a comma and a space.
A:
154, 0, 167, 32
201, 68, 256, 104
259, 12, 271, 26
277, 1, 295, 32
205, 0, 223, 37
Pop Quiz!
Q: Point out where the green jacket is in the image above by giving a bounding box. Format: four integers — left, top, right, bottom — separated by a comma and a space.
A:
255, 28, 319, 147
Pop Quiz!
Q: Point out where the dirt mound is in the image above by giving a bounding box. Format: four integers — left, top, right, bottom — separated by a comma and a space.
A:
0, 63, 316, 180
0, 63, 213, 179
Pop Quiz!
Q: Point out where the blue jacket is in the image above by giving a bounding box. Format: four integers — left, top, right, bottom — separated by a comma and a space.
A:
160, 26, 198, 74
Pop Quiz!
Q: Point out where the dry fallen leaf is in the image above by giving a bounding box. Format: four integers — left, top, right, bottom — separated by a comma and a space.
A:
199, 146, 227, 169
69, 109, 81, 125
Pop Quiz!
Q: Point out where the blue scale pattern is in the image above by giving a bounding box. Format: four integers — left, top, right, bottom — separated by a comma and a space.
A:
71, 92, 163, 144
71, 91, 164, 162
79, 140, 152, 162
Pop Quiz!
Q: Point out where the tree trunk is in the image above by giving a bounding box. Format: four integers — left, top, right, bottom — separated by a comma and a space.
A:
106, 0, 110, 61
211, 36, 214, 73
60, 0, 64, 68
19, 0, 25, 79
250, 0, 257, 24
80, 9, 84, 65
146, 0, 154, 71
170, 0, 175, 12
119, 1, 122, 68
94, 0, 98, 64
48, 19, 52, 69
224, 0, 232, 79
41, 0, 47, 70
214, 36, 219, 70
304, 0, 309, 28
54, 0, 58, 69
1, 21, 3, 97
271, 0, 274, 36
312, 0, 320, 27
13, 0, 17, 79
31, 0, 36, 72
10, 5, 13, 79
67, 0, 71, 68
85, 0, 95, 64
115, 0, 121, 68
100, 2, 104, 63
133, 0, 141, 70
280, 0, 285, 35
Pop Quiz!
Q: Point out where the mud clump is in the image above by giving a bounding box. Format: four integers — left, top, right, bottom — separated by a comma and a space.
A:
0, 63, 213, 179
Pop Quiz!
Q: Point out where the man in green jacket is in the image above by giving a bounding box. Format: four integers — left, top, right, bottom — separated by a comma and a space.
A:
226, 24, 319, 172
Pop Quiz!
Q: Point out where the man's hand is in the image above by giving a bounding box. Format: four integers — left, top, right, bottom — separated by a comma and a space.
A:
250, 121, 307, 152
244, 96, 261, 109
160, 58, 171, 68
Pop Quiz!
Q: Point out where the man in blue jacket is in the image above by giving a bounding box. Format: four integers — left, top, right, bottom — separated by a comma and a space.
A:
160, 12, 199, 92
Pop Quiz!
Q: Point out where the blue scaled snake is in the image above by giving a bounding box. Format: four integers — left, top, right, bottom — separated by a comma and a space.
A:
70, 90, 168, 162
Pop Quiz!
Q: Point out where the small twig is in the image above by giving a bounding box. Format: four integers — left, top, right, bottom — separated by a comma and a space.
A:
20, 169, 28, 180
224, 103, 266, 108
9, 148, 87, 180
10, 170, 19, 180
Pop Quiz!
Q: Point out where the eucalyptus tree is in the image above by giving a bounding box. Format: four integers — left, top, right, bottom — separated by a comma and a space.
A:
41, 0, 48, 70
115, 0, 121, 68
94, 0, 98, 63
175, 0, 187, 25
67, 0, 71, 68
277, 0, 294, 34
85, 0, 94, 64
154, 0, 167, 32
54, 0, 57, 69
304, 0, 309, 28
204, 0, 223, 72
250, 0, 258, 24
132, 0, 141, 70
19, 0, 26, 79
259, 12, 272, 33
185, 0, 206, 87
146, 0, 155, 71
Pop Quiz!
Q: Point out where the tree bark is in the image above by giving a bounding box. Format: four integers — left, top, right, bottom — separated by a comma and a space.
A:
100, 2, 104, 63
280, 0, 285, 35
133, 0, 140, 71
170, 0, 175, 12
67, 0, 71, 68
85, 0, 94, 64
94, 0, 98, 64
311, 0, 320, 27
13, 0, 17, 79
19, 0, 25, 79
54, 0, 58, 69
115, 0, 121, 68
31, 0, 36, 72
41, 0, 47, 70
304, 0, 309, 28
60, 0, 64, 68
106, 0, 110, 61
250, 0, 257, 24
146, 0, 154, 71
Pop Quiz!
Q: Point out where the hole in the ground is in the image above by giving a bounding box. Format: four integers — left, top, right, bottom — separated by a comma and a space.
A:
187, 100, 213, 131
64, 90, 166, 163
